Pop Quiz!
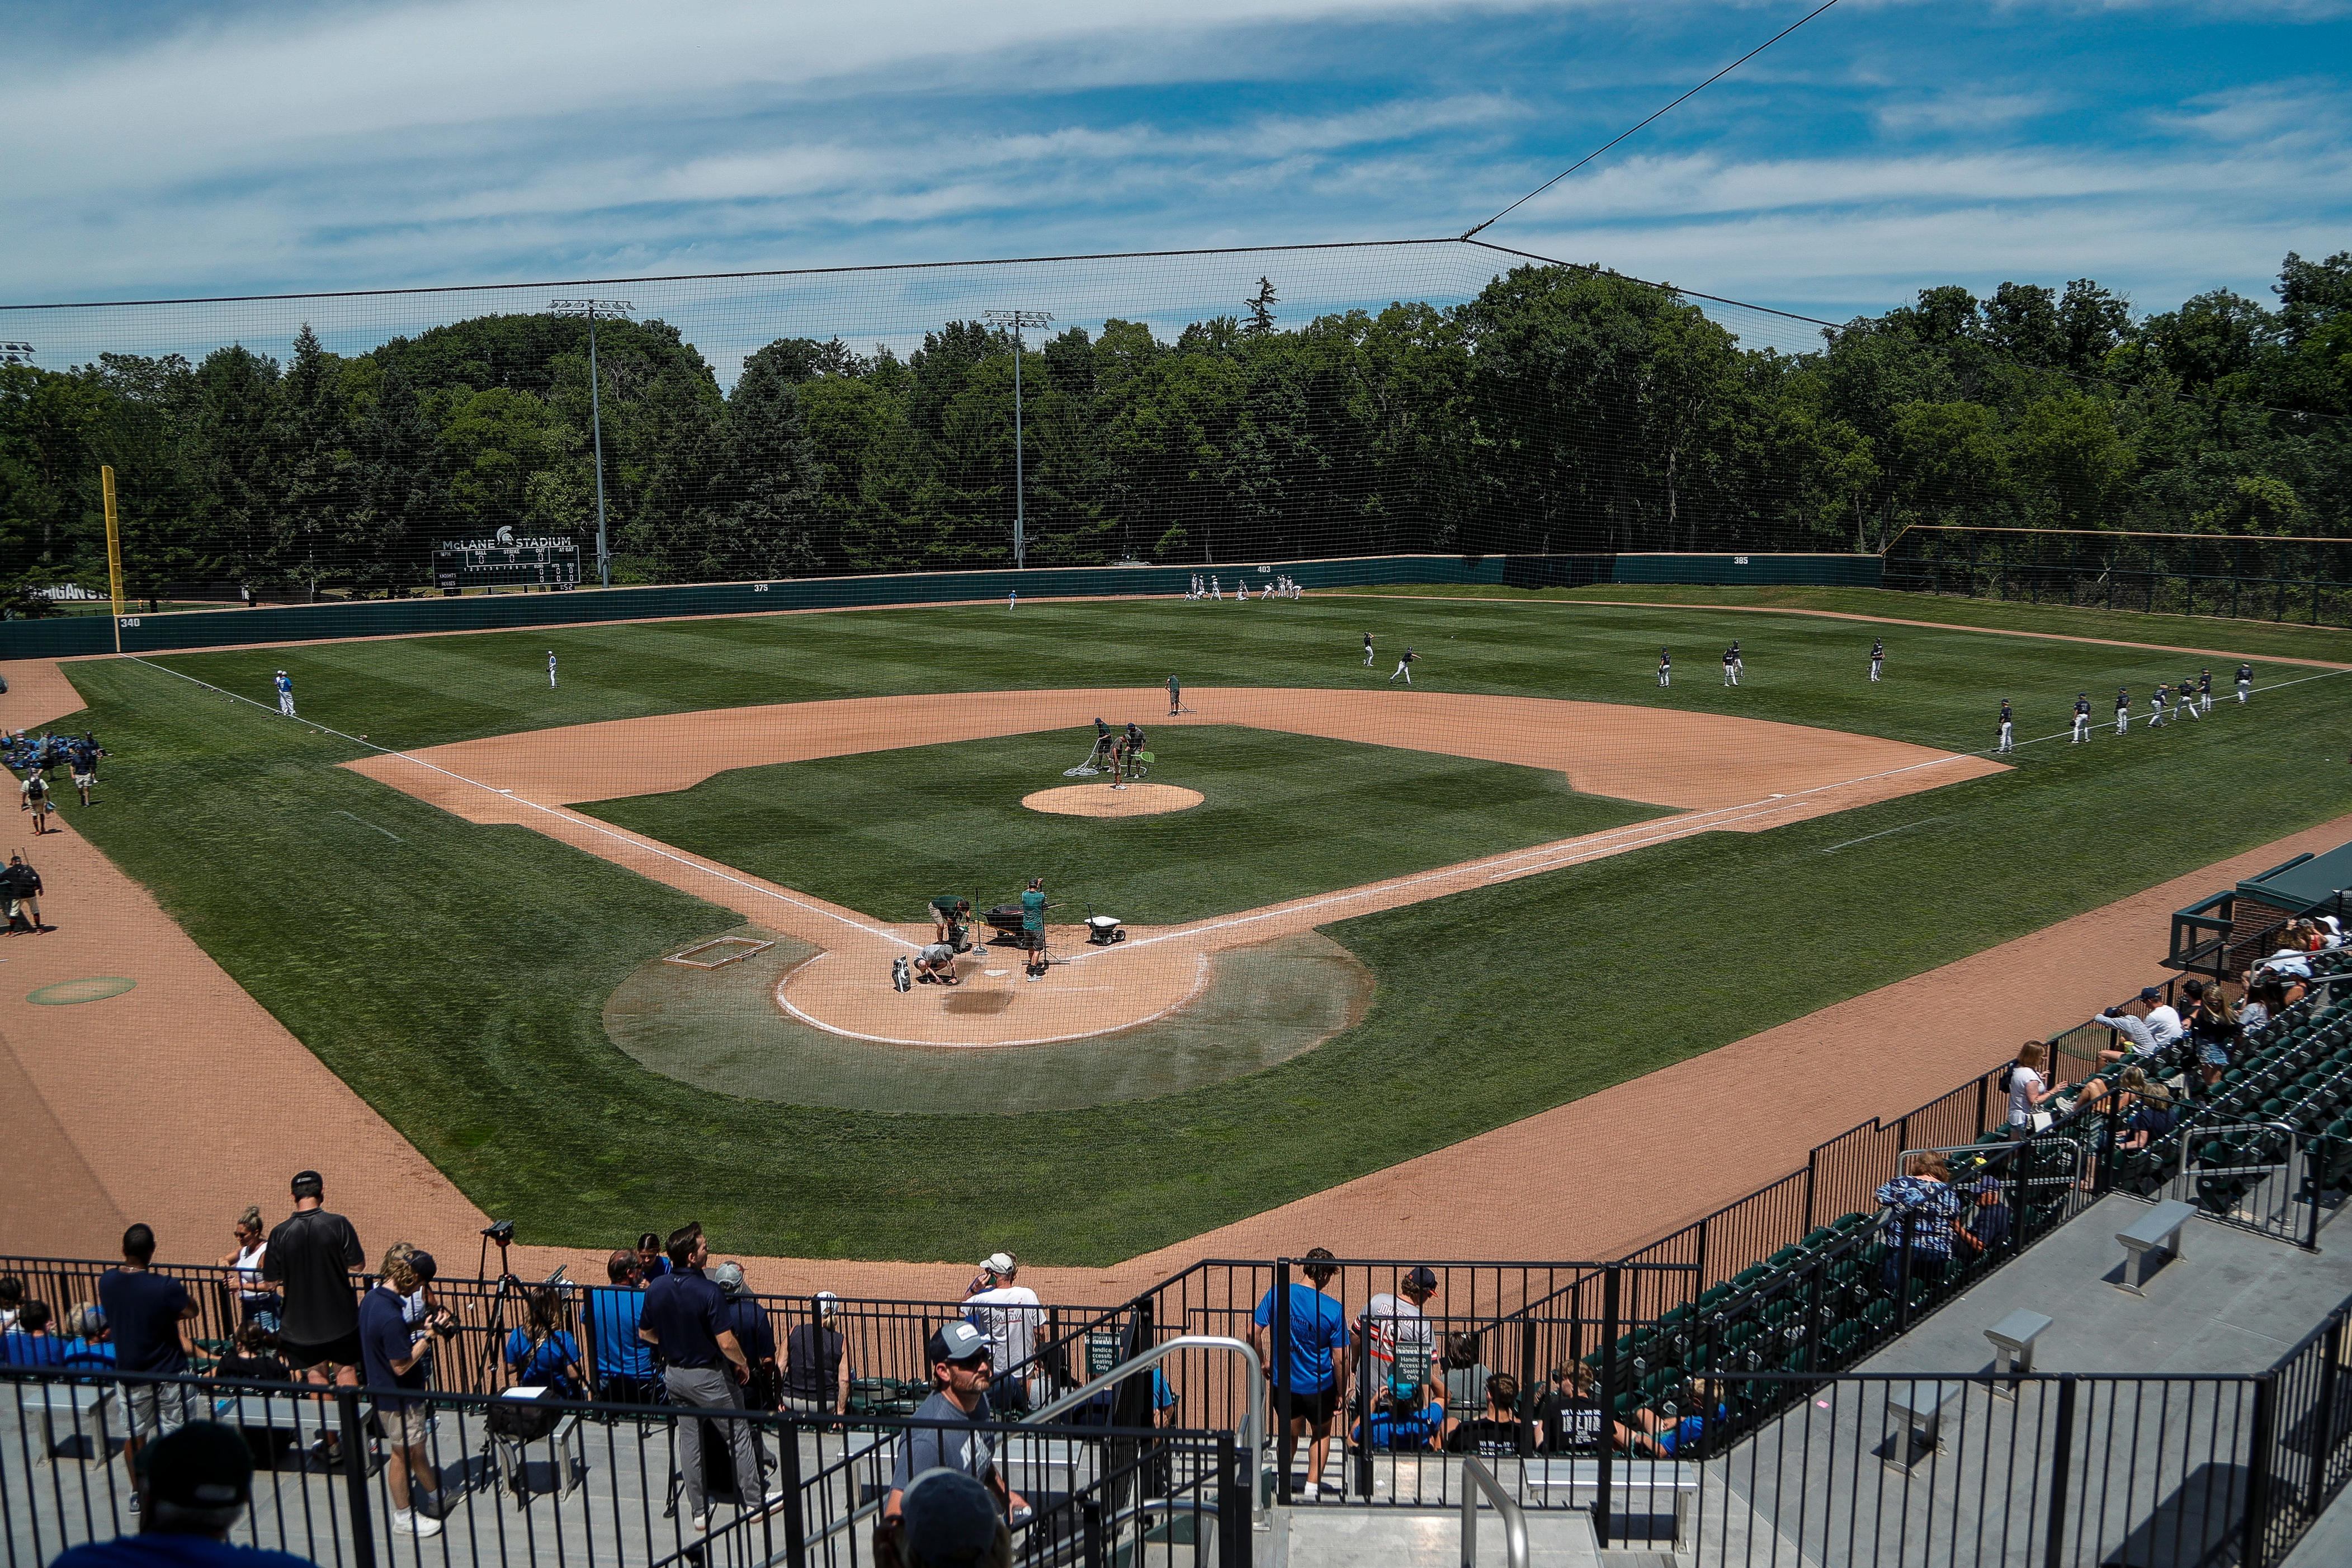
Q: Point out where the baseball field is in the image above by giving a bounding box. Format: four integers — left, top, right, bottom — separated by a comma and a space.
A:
13, 583, 2352, 1273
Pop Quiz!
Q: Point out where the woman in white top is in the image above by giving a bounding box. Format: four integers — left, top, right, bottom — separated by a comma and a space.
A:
2006, 1042, 2068, 1136
218, 1204, 278, 1327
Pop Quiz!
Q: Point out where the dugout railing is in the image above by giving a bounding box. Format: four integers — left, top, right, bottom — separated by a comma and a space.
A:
0, 1362, 1245, 1568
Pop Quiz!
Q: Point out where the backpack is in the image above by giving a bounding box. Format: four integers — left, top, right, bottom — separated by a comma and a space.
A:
1996, 1064, 2016, 1095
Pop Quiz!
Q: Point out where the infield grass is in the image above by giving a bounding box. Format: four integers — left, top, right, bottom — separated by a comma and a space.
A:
582, 726, 1667, 926
44, 590, 2352, 1264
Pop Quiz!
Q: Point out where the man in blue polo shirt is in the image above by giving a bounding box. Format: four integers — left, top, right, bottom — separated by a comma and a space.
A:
358, 1247, 443, 1537
639, 1223, 777, 1533
1250, 1246, 1351, 1501
588, 1249, 663, 1404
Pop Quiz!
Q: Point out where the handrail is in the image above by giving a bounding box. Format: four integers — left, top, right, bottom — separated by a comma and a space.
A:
1459, 1456, 1530, 1568
1022, 1333, 1268, 1535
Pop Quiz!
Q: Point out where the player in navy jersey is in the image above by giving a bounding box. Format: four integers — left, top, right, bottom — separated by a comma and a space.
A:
2150, 683, 2169, 728
1996, 699, 2014, 754
1869, 639, 1885, 682
2115, 686, 2131, 735
2072, 693, 2091, 744
1721, 646, 1736, 686
2178, 675, 2202, 720
2198, 669, 2213, 714
2237, 663, 2253, 703
1657, 648, 1671, 688
1730, 640, 1743, 681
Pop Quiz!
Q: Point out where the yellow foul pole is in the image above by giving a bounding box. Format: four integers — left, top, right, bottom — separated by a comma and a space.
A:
102, 465, 124, 654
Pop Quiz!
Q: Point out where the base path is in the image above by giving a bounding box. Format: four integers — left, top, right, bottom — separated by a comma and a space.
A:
346, 688, 2005, 1049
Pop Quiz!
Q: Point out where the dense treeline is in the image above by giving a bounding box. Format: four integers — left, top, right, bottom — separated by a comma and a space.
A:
1, 253, 2345, 608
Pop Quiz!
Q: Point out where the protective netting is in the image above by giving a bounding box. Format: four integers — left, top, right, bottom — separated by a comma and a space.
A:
2, 238, 2344, 612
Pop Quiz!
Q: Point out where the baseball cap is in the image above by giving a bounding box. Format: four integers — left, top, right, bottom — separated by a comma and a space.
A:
136, 1421, 253, 1510
407, 1250, 437, 1283
815, 1290, 840, 1319
715, 1262, 747, 1296
899, 1467, 1001, 1566
927, 1321, 991, 1366
289, 1170, 323, 1198
2140, 987, 2162, 1003
69, 1303, 106, 1339
1402, 1265, 1438, 1292
980, 1251, 1016, 1276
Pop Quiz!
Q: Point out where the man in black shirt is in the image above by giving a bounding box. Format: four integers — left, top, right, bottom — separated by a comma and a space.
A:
782, 1291, 852, 1416
639, 1224, 775, 1532
261, 1170, 365, 1391
4, 853, 44, 934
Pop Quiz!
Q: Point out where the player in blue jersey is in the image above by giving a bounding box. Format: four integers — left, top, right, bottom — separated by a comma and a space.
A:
1996, 699, 2014, 754
2072, 693, 2091, 744
2115, 686, 2131, 735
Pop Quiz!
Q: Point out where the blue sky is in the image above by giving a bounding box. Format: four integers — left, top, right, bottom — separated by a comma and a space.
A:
2, 0, 2347, 336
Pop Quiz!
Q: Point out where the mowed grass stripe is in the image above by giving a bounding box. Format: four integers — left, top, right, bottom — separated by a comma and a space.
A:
41, 597, 2351, 1264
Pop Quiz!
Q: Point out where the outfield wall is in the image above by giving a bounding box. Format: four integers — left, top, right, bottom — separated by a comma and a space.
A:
0, 551, 1880, 659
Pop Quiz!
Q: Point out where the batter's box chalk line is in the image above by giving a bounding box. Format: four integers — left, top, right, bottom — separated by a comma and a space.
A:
664, 936, 777, 970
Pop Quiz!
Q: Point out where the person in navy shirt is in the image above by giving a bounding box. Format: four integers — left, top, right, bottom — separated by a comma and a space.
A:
99, 1224, 199, 1462
1249, 1247, 1352, 1501
2237, 663, 2253, 703
358, 1248, 445, 1536
48, 1421, 319, 1568
2115, 685, 2131, 735
639, 1224, 771, 1531
1996, 699, 2014, 754
2072, 692, 2091, 744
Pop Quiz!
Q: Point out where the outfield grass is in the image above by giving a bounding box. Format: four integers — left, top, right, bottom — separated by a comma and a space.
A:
46, 592, 2352, 1264
583, 725, 1666, 926
1333, 582, 2352, 665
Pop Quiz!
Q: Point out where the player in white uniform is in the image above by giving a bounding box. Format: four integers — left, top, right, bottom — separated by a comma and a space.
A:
273, 670, 296, 716
2115, 686, 2130, 735
547, 650, 558, 689
2148, 683, 2168, 728
2236, 664, 2252, 703
2071, 693, 2091, 744
1362, 632, 1375, 667
2177, 674, 2202, 720
1721, 647, 1736, 687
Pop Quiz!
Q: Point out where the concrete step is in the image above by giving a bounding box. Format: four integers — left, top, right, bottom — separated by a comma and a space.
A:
1269, 1500, 1649, 1568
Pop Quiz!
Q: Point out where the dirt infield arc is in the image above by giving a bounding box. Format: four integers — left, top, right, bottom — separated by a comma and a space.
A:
346, 688, 2008, 1050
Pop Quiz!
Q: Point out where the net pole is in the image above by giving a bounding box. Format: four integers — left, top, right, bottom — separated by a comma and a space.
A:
101, 464, 124, 653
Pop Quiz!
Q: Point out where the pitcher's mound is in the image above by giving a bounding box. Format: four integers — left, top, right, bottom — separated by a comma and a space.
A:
1023, 782, 1205, 818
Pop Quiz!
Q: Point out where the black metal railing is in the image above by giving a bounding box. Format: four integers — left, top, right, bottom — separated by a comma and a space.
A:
0, 1362, 1243, 1568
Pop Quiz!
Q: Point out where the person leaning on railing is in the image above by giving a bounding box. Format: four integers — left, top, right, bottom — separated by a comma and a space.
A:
1873, 1153, 1983, 1289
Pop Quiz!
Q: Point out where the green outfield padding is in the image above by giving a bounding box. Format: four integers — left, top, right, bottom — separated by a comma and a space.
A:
0, 552, 1879, 659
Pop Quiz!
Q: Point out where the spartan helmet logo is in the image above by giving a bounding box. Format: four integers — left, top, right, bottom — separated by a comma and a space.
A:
494, 526, 517, 547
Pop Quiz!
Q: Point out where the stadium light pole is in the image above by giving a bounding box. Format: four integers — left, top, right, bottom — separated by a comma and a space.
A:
549, 300, 633, 588
983, 309, 1053, 569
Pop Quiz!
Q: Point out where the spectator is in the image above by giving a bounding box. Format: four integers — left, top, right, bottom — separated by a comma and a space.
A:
1437, 1331, 1490, 1426
47, 1420, 320, 1567
1445, 1372, 1529, 1454
64, 1304, 118, 1372
2005, 1043, 2067, 1135
0, 1273, 22, 1331
1875, 1152, 1979, 1287
891, 1465, 1013, 1568
1248, 1247, 1350, 1502
1352, 1379, 1444, 1452
2, 1300, 64, 1366
357, 1246, 443, 1537
1971, 1160, 2013, 1252
636, 1231, 674, 1280
1533, 1363, 1650, 1456
504, 1286, 587, 1399
2123, 1077, 2181, 1153
783, 1291, 852, 1417
100, 1223, 201, 1470
2240, 977, 2280, 1035
1357, 1265, 1440, 1403
961, 1253, 1045, 1415
261, 1170, 365, 1402
212, 1321, 291, 1384
1634, 1379, 1729, 1456
3, 853, 44, 934
882, 1321, 1027, 1524
587, 1249, 663, 1405
218, 1206, 278, 1331
2141, 987, 2184, 1047
638, 1223, 776, 1533
714, 1263, 779, 1409
2188, 980, 2241, 1087
2091, 1005, 2157, 1066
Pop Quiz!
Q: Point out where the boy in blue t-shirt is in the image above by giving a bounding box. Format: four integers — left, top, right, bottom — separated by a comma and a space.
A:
1250, 1248, 1352, 1500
